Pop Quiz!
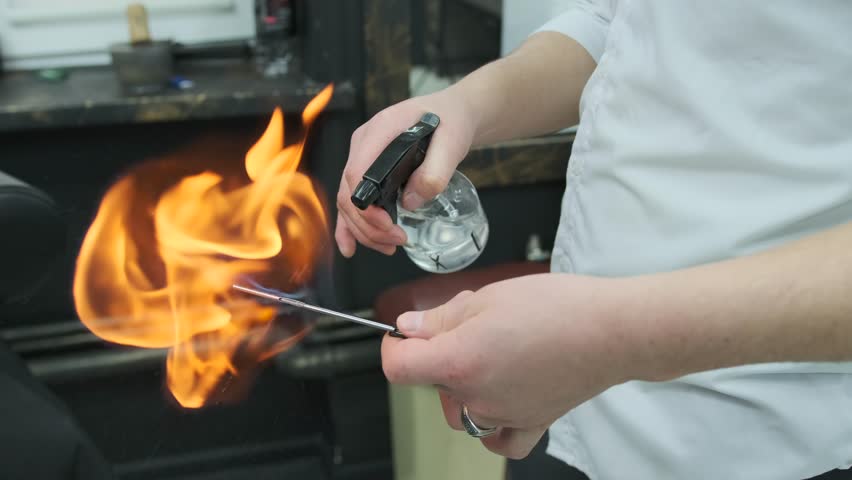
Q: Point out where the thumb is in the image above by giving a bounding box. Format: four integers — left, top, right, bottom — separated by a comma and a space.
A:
401, 132, 469, 210
396, 290, 475, 339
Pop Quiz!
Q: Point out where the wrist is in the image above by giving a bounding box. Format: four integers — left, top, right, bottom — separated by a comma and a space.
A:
600, 275, 691, 384
441, 61, 506, 146
547, 274, 666, 386
611, 267, 760, 384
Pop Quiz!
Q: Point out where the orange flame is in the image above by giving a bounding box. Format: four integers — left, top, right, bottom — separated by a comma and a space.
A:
73, 85, 334, 408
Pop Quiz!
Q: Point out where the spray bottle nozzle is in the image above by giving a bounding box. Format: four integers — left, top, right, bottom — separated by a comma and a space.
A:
350, 113, 441, 223
351, 181, 380, 210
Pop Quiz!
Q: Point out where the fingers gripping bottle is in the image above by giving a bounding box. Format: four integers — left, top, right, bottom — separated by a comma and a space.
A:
350, 113, 489, 273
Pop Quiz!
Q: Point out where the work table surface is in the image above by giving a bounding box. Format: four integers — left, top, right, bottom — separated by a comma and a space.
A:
0, 62, 355, 132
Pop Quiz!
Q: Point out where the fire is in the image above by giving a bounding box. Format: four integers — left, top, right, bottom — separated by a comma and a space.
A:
73, 85, 334, 408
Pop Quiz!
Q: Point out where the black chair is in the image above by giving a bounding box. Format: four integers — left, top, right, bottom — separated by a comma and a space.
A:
0, 170, 113, 479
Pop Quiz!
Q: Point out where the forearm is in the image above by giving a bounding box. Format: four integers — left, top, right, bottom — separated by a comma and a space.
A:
621, 221, 852, 382
445, 32, 597, 146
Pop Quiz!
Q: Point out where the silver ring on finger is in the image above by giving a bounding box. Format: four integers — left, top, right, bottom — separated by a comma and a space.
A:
461, 404, 498, 438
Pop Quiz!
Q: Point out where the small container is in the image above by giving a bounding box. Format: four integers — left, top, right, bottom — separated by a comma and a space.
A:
110, 41, 174, 95
110, 3, 173, 95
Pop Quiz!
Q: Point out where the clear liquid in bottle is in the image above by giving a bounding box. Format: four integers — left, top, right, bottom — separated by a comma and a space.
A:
397, 171, 489, 273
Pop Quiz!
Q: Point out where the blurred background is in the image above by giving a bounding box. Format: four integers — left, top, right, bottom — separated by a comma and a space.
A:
0, 1, 576, 479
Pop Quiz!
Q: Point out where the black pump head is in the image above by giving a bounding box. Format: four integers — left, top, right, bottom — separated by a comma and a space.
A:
350, 113, 440, 223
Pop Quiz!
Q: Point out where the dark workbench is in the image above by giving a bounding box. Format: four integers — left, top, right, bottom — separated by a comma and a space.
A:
0, 63, 572, 189
0, 62, 356, 132
462, 133, 574, 188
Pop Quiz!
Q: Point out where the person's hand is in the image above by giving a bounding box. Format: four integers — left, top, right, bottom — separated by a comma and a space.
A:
380, 273, 641, 459
335, 88, 477, 257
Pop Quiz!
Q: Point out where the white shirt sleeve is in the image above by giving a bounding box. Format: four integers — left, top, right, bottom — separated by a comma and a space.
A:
533, 0, 614, 62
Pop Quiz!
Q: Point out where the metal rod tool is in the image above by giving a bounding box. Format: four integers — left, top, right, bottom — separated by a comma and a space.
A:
232, 284, 405, 338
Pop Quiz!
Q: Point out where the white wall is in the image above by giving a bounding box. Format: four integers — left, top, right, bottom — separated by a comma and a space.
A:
0, 0, 255, 70
501, 0, 574, 56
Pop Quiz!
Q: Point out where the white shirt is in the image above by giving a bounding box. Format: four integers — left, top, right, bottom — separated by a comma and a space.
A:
537, 2, 852, 479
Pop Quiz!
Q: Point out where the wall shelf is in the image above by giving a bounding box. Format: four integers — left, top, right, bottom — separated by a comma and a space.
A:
0, 62, 356, 132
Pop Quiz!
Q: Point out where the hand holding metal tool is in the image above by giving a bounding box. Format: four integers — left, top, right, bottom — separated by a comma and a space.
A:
233, 284, 406, 338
